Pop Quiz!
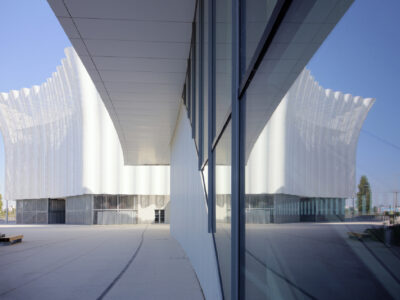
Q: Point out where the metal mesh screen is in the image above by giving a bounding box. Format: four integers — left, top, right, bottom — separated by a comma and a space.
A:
94, 210, 138, 225
119, 195, 134, 209
94, 195, 104, 209
22, 212, 36, 224
97, 211, 117, 225
16, 200, 23, 211
65, 195, 92, 225
24, 199, 36, 211
37, 212, 48, 224
37, 199, 48, 211
119, 211, 137, 224
93, 195, 139, 225
17, 199, 49, 224
105, 195, 118, 209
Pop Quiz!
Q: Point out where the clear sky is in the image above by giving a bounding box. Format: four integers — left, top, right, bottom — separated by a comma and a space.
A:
0, 0, 71, 199
307, 0, 400, 207
0, 0, 399, 207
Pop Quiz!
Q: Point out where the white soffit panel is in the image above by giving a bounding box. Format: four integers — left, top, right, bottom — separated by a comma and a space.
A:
47, 0, 196, 165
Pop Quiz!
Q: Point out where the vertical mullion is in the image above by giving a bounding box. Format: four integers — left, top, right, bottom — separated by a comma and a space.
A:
198, 0, 204, 170
187, 60, 191, 119
208, 0, 216, 233
191, 21, 196, 139
231, 0, 241, 299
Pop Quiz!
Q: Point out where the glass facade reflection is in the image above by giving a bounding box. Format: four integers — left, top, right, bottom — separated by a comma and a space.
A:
195, 5, 201, 150
203, 0, 209, 164
182, 1, 399, 299
243, 0, 278, 69
215, 121, 232, 300
215, 0, 232, 135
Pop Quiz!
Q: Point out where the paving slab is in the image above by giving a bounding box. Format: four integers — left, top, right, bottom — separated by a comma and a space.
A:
0, 224, 204, 300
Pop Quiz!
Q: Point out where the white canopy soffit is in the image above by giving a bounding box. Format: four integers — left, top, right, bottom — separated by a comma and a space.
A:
47, 0, 196, 165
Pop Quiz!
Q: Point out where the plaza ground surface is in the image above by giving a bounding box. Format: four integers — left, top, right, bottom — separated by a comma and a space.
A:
0, 224, 204, 300
243, 222, 400, 299
2, 222, 400, 300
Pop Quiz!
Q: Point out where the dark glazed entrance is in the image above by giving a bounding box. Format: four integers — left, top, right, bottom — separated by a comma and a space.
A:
154, 209, 165, 224
48, 198, 65, 224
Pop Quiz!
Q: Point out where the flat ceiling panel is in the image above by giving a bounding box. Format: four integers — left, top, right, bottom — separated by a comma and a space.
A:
100, 70, 185, 84
47, 0, 69, 17
64, 0, 195, 22
58, 17, 80, 38
74, 18, 191, 42
84, 39, 190, 59
47, 0, 196, 165
93, 56, 187, 72
69, 38, 89, 56
78, 55, 96, 70
103, 81, 182, 94
111, 94, 180, 103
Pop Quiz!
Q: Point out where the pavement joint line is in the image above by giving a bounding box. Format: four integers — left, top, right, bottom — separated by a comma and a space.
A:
97, 225, 148, 300
0, 234, 109, 297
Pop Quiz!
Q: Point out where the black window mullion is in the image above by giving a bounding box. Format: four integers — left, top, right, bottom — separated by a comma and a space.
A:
238, 0, 292, 99
191, 21, 196, 138
212, 106, 232, 151
187, 59, 191, 118
198, 0, 204, 170
232, 0, 241, 298
182, 84, 186, 107
208, 0, 216, 234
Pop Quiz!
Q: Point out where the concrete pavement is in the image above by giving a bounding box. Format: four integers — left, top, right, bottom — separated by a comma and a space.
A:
0, 224, 204, 300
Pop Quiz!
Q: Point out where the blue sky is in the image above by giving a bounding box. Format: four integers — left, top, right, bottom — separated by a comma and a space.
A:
0, 0, 71, 198
307, 0, 400, 206
0, 0, 399, 207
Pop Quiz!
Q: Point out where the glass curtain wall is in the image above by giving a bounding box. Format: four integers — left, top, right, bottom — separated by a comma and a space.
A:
215, 121, 232, 299
195, 6, 201, 152
238, 1, 399, 300
181, 0, 399, 299
184, 1, 204, 165
202, 0, 209, 165
213, 0, 233, 298
190, 40, 196, 133
215, 0, 232, 136
93, 195, 138, 225
242, 0, 278, 69
182, 1, 233, 296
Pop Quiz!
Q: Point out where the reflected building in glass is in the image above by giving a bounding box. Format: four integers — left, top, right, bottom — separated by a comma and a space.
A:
8, 0, 398, 299
245, 68, 374, 224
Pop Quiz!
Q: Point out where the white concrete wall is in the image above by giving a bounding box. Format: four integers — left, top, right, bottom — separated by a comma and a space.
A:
136, 195, 170, 224
170, 106, 222, 300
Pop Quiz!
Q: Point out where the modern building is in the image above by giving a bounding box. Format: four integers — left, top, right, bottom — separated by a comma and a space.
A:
0, 48, 170, 225
241, 69, 374, 223
3, 0, 385, 299
0, 49, 372, 226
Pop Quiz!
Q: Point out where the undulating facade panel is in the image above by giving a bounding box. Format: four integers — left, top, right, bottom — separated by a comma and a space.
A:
215, 69, 374, 224
170, 106, 223, 300
0, 48, 170, 224
245, 69, 374, 198
0, 52, 84, 201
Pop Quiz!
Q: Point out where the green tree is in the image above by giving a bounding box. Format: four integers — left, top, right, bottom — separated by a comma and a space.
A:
357, 175, 371, 214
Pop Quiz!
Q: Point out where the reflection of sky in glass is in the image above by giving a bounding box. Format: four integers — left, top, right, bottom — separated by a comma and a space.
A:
0, 132, 4, 196
307, 0, 400, 207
